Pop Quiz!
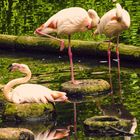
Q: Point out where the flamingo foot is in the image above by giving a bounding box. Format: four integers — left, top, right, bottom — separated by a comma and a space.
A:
60, 40, 65, 51
71, 80, 83, 85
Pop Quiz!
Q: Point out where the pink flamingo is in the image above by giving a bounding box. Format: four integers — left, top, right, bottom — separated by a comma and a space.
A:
34, 7, 100, 84
4, 63, 69, 104
94, 3, 130, 74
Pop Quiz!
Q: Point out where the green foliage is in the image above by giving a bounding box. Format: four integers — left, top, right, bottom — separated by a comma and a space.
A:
0, 0, 139, 46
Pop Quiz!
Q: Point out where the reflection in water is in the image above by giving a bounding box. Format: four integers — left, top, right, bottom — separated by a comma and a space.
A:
73, 102, 77, 140
35, 127, 70, 140
96, 71, 137, 139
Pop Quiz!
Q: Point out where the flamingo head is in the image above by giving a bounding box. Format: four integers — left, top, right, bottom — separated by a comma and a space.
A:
88, 9, 100, 28
34, 24, 46, 36
51, 91, 70, 103
8, 63, 31, 74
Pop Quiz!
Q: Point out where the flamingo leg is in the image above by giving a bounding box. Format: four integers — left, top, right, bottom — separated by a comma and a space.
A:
116, 35, 120, 74
108, 40, 111, 74
68, 35, 75, 84
35, 29, 65, 51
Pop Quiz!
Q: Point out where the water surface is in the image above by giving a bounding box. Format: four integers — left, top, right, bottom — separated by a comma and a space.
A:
0, 52, 139, 139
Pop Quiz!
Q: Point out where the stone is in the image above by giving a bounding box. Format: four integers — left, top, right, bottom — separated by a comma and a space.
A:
84, 116, 132, 136
3, 102, 54, 122
0, 128, 34, 140
61, 79, 110, 99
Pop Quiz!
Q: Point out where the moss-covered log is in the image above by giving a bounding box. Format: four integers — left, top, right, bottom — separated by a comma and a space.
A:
0, 128, 34, 140
0, 34, 140, 61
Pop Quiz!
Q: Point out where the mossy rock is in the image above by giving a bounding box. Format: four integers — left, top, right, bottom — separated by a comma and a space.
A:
61, 79, 110, 99
3, 102, 54, 122
84, 116, 132, 136
0, 128, 34, 140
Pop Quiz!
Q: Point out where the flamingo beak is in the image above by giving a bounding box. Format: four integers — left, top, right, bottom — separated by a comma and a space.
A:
7, 64, 13, 72
34, 24, 45, 35
64, 99, 71, 103
7, 63, 21, 72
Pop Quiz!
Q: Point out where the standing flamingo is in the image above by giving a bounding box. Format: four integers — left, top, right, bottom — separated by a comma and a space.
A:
3, 63, 69, 104
34, 7, 100, 84
94, 3, 130, 73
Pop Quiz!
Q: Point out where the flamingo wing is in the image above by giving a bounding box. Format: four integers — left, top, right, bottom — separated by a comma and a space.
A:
11, 84, 55, 104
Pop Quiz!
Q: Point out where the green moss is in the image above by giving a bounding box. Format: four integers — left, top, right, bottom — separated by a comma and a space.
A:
84, 116, 130, 128
4, 102, 54, 118
0, 128, 34, 140
61, 79, 110, 95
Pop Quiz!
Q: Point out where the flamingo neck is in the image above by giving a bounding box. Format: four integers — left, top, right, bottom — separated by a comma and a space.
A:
3, 70, 32, 102
116, 3, 122, 20
90, 13, 100, 28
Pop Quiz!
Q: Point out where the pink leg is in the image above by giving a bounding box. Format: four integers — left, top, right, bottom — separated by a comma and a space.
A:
68, 36, 81, 85
68, 35, 75, 84
116, 35, 120, 74
108, 41, 111, 74
35, 29, 65, 51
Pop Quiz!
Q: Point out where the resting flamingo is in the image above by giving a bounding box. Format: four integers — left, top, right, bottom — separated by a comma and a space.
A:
94, 3, 130, 73
3, 63, 69, 104
34, 7, 100, 84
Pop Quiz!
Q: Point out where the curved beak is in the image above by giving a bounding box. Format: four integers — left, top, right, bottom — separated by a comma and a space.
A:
7, 64, 13, 72
64, 99, 71, 103
34, 24, 45, 36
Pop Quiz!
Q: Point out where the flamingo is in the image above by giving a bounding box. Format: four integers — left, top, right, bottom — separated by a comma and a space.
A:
35, 128, 70, 140
94, 3, 130, 73
3, 63, 69, 104
34, 7, 100, 84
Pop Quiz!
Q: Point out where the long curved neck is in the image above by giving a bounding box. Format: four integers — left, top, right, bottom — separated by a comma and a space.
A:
3, 70, 32, 102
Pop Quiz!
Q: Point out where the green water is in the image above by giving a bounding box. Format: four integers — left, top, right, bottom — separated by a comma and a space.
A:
0, 0, 140, 46
0, 52, 139, 139
0, 0, 140, 139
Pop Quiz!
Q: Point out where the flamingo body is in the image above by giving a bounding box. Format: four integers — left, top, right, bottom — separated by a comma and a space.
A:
11, 84, 61, 104
36, 7, 100, 35
94, 3, 130, 74
94, 3, 130, 37
4, 63, 68, 104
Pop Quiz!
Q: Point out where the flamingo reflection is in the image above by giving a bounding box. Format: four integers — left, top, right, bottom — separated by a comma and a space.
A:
35, 127, 70, 140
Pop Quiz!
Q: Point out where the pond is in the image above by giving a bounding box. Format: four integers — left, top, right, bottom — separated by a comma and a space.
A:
0, 0, 140, 139
0, 0, 140, 46
0, 51, 139, 139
